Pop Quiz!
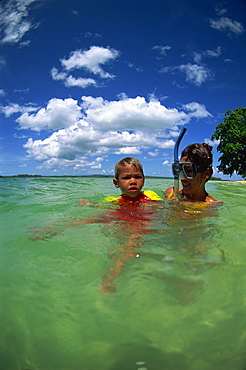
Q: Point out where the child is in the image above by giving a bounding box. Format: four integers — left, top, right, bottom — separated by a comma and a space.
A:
79, 157, 161, 205
104, 157, 162, 203
30, 157, 161, 294
165, 143, 221, 203
96, 157, 162, 293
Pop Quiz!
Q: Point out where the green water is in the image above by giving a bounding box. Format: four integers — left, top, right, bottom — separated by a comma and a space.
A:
0, 177, 245, 370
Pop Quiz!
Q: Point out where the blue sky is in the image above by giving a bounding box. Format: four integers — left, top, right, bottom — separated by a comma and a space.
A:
0, 0, 245, 179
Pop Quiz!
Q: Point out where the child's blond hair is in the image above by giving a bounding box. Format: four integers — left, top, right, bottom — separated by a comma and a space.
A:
114, 157, 144, 179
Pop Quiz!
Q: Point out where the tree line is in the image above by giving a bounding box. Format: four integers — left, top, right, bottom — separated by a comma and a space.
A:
212, 107, 246, 179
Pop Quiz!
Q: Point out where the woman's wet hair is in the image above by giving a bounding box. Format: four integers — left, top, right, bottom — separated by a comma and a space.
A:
181, 143, 213, 180
114, 157, 144, 179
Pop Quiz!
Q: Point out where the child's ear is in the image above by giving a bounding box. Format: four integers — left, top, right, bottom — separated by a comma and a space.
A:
113, 178, 119, 188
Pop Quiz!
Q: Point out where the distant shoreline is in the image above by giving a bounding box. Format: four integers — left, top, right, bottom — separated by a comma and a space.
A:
0, 174, 238, 181
218, 180, 246, 184
0, 174, 172, 179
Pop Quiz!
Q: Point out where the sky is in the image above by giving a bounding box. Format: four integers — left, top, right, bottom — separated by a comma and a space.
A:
0, 0, 245, 179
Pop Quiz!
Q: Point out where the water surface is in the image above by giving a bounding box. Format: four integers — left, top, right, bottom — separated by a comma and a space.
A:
0, 177, 245, 370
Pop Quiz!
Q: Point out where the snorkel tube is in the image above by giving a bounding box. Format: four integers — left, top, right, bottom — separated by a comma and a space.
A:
173, 127, 187, 199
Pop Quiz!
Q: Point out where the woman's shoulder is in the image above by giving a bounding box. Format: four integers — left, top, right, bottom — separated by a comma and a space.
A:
205, 193, 223, 203
164, 187, 222, 203
164, 187, 182, 199
164, 187, 174, 198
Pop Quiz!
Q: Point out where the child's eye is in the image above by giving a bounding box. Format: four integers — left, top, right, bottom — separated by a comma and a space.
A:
121, 175, 143, 180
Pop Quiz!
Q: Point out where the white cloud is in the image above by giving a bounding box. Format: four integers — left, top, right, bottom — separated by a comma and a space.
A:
205, 46, 222, 58
14, 87, 30, 94
177, 63, 212, 86
60, 46, 119, 78
204, 138, 220, 146
85, 32, 101, 39
71, 10, 79, 17
51, 68, 96, 88
114, 147, 142, 155
0, 89, 5, 97
148, 149, 159, 157
51, 46, 119, 88
126, 62, 143, 72
183, 102, 212, 119
91, 162, 102, 169
23, 125, 147, 163
23, 123, 176, 168
35, 157, 100, 172
16, 98, 83, 131
0, 0, 37, 44
153, 45, 172, 56
13, 133, 28, 139
50, 67, 68, 81
162, 160, 170, 166
65, 75, 96, 88
210, 17, 245, 35
6, 95, 211, 170
0, 102, 38, 117
193, 47, 222, 63
80, 95, 190, 131
161, 63, 212, 86
0, 57, 6, 67
192, 53, 203, 64
157, 139, 175, 149
161, 46, 222, 86
215, 5, 227, 16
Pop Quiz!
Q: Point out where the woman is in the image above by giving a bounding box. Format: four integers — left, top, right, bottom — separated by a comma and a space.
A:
165, 143, 220, 202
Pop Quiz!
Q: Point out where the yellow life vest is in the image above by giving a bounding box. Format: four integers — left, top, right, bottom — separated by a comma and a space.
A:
103, 190, 162, 203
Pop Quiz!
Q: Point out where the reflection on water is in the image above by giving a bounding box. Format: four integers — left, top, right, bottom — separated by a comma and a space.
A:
0, 177, 246, 370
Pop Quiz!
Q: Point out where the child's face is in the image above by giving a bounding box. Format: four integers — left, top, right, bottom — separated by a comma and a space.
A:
113, 164, 145, 197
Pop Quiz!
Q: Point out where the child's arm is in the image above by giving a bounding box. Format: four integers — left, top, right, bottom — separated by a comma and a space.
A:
29, 217, 96, 241
79, 199, 92, 205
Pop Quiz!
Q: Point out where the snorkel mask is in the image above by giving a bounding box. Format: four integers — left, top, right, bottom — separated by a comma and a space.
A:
172, 162, 198, 180
173, 127, 187, 199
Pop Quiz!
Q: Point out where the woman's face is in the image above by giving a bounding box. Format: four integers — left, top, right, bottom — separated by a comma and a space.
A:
180, 156, 209, 196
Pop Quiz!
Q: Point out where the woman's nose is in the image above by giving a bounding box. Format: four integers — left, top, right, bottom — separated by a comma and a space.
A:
179, 169, 187, 180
